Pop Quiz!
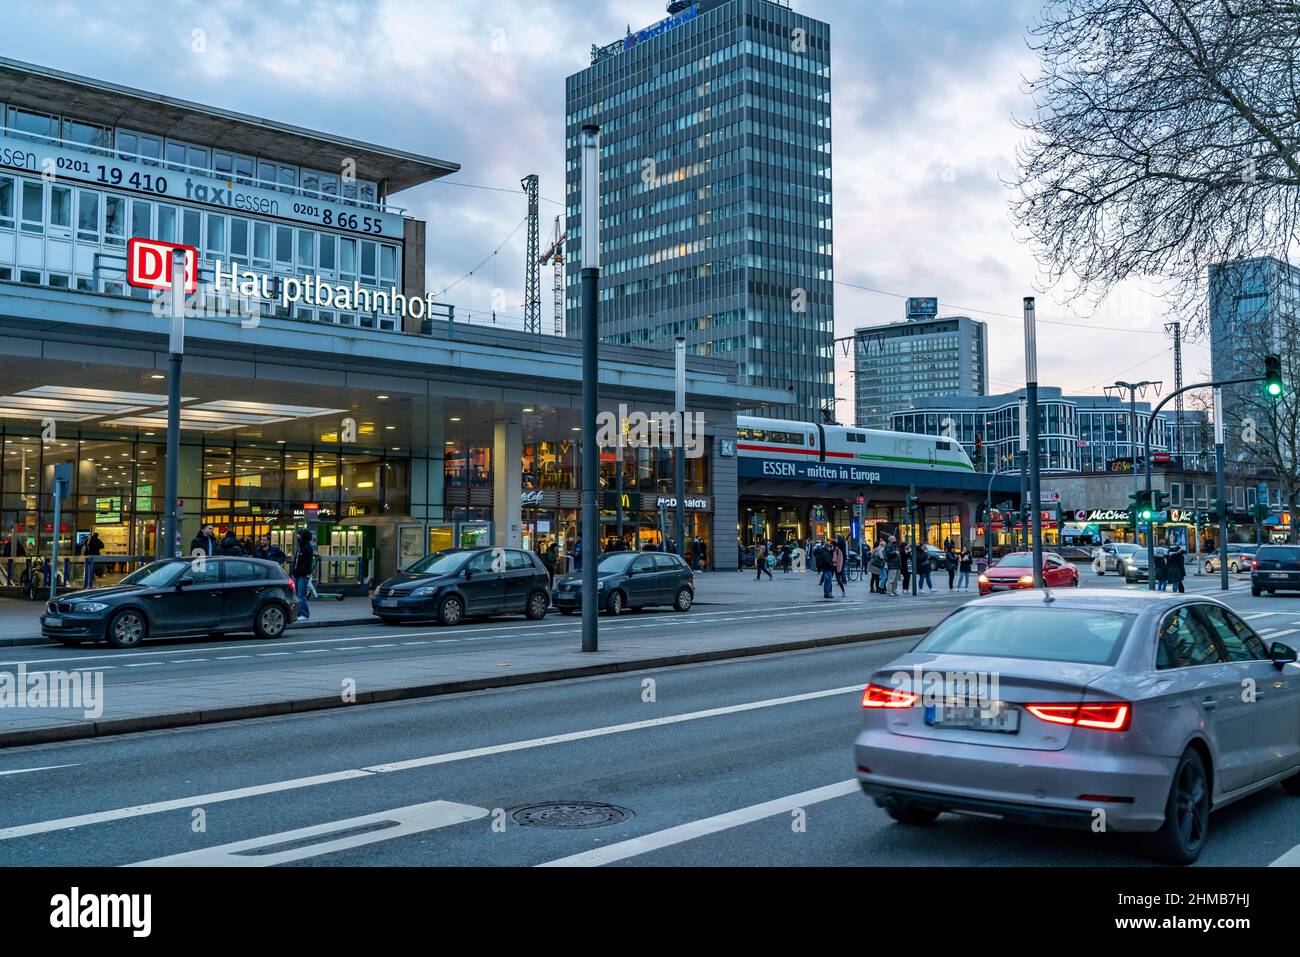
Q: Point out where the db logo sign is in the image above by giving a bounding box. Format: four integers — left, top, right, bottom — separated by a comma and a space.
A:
127, 238, 197, 293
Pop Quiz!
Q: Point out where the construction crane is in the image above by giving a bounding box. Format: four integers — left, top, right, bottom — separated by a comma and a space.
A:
540, 214, 567, 336
522, 174, 541, 335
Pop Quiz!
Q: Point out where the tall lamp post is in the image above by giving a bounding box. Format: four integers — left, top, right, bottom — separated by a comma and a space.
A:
674, 335, 686, 561
1024, 298, 1044, 586
1106, 379, 1160, 548
162, 247, 187, 559
580, 124, 601, 653
1017, 396, 1028, 551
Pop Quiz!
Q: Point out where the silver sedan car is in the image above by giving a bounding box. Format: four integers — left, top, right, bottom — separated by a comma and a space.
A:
855, 590, 1300, 864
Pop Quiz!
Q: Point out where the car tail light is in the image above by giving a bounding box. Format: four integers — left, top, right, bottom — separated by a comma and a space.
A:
1026, 701, 1131, 731
861, 683, 917, 708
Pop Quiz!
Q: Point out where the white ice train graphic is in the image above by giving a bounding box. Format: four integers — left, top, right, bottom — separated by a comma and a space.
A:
735, 416, 976, 474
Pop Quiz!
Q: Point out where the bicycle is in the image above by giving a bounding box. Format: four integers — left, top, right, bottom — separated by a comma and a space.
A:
845, 553, 863, 583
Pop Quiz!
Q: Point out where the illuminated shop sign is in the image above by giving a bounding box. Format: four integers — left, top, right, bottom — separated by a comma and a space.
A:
593, 4, 699, 61
212, 260, 435, 320
0, 133, 404, 239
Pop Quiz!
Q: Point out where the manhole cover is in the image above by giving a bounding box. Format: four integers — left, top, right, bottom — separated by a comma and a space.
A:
511, 802, 634, 829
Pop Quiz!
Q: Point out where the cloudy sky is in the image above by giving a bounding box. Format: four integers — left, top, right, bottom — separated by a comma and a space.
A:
9, 0, 1200, 419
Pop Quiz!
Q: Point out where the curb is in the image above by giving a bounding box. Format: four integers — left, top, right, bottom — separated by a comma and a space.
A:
0, 614, 384, 647
0, 626, 926, 749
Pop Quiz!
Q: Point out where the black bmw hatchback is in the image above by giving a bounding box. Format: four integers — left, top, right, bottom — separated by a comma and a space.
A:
40, 556, 298, 648
372, 547, 552, 626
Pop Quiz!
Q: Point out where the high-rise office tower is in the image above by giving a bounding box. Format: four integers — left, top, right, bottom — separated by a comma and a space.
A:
565, 0, 834, 421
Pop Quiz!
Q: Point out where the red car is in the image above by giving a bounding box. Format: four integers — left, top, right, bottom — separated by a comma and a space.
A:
978, 551, 1079, 595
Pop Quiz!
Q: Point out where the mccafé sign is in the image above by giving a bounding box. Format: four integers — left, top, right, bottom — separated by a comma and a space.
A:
127, 238, 197, 293
1073, 508, 1131, 523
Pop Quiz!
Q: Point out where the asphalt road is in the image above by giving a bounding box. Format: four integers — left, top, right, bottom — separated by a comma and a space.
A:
2, 573, 1298, 868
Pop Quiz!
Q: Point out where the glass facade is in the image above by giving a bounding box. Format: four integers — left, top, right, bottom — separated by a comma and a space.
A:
565, 0, 834, 421
893, 390, 1169, 474
0, 98, 405, 330
854, 315, 989, 429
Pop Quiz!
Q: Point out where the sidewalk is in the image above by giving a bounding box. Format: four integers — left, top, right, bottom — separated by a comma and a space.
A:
0, 568, 915, 646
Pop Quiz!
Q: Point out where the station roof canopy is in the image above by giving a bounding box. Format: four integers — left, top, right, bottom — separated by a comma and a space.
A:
0, 56, 460, 194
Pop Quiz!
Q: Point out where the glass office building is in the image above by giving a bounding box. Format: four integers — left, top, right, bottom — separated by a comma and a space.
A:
565, 0, 834, 422
853, 307, 989, 430
892, 388, 1169, 475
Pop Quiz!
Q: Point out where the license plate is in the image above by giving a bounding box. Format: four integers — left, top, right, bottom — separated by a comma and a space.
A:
42, 616, 63, 627
377, 598, 398, 608
990, 584, 1009, 592
1270, 573, 1291, 580
925, 703, 1020, 733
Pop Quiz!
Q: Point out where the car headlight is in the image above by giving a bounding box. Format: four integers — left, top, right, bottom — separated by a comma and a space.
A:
596, 580, 606, 589
410, 585, 439, 598
72, 602, 109, 613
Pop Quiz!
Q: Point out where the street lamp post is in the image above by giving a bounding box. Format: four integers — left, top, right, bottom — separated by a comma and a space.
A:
1024, 298, 1044, 586
1214, 388, 1229, 592
1017, 397, 1028, 551
674, 335, 686, 563
580, 124, 601, 653
162, 247, 187, 559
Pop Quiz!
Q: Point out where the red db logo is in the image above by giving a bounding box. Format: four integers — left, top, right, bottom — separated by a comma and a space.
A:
127, 238, 198, 293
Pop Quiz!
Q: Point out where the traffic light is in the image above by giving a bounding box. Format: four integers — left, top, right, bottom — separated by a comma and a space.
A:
1264, 354, 1284, 397
1151, 490, 1168, 517
1252, 501, 1271, 523
1209, 498, 1228, 521
906, 494, 919, 514
1128, 489, 1152, 522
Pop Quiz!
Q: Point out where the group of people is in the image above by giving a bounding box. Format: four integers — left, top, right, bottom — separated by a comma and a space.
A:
189, 524, 318, 618
1151, 543, 1189, 593
864, 538, 974, 596
749, 534, 975, 599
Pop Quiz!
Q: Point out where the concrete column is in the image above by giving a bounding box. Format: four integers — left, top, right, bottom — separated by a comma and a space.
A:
493, 418, 522, 549
709, 420, 738, 571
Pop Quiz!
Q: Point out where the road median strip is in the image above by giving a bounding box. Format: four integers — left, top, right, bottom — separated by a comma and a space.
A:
0, 626, 925, 749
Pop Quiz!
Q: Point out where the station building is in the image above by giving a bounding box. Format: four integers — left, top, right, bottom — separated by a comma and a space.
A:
0, 57, 763, 588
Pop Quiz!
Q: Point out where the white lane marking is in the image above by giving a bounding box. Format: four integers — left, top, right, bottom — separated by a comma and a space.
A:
214, 655, 250, 660
0, 770, 373, 841
539, 779, 861, 867
1266, 628, 1300, 641
365, 684, 868, 774
255, 653, 291, 658
123, 661, 165, 668
1244, 612, 1288, 620
0, 683, 867, 841
1271, 843, 1300, 867
126, 800, 489, 867
0, 763, 79, 777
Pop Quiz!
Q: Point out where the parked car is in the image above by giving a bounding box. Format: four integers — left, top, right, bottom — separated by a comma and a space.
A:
40, 556, 297, 648
1052, 545, 1098, 564
1124, 547, 1168, 584
553, 551, 694, 616
1203, 544, 1258, 575
855, 590, 1300, 863
1251, 544, 1300, 596
1093, 542, 1142, 576
372, 547, 551, 625
978, 551, 1079, 595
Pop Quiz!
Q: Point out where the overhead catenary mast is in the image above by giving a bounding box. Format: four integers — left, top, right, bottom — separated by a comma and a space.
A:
522, 174, 541, 335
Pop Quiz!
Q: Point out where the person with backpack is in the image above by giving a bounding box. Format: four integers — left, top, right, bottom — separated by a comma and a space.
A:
884, 537, 901, 595
755, 541, 773, 581
292, 527, 315, 620
1154, 547, 1169, 591
814, 541, 835, 599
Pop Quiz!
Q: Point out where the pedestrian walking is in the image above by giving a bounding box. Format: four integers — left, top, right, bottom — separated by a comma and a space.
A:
1166, 543, 1187, 593
868, 541, 885, 593
899, 537, 911, 592
81, 530, 104, 589
943, 544, 957, 590
958, 549, 973, 590
833, 537, 847, 596
755, 541, 773, 580
814, 541, 835, 599
885, 537, 901, 595
292, 527, 315, 620
189, 524, 216, 556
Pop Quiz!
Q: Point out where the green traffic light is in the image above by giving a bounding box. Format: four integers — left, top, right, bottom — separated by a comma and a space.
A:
1268, 381, 1283, 397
